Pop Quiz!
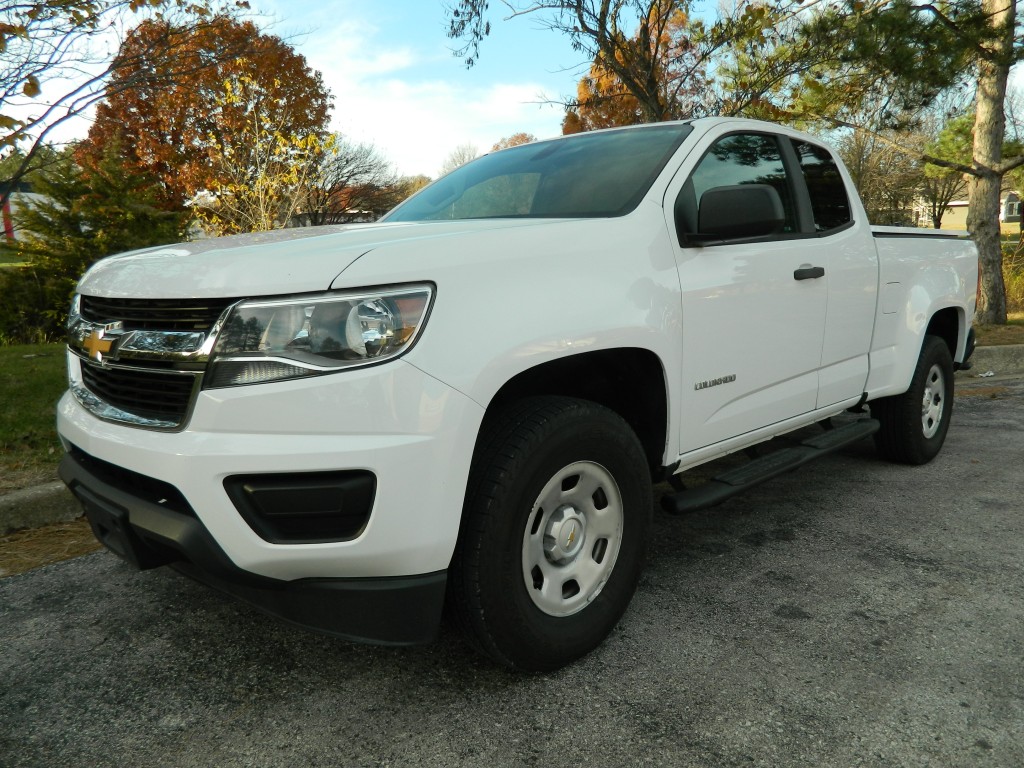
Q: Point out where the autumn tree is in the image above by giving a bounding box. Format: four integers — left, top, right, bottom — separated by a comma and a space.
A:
492, 133, 537, 150
560, 5, 719, 133
563, 59, 646, 133
449, 1, 806, 124
0, 0, 248, 206
190, 76, 327, 235
79, 15, 331, 210
298, 138, 402, 226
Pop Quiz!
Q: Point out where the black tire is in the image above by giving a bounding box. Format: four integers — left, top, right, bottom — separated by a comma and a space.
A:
871, 335, 954, 465
449, 396, 652, 672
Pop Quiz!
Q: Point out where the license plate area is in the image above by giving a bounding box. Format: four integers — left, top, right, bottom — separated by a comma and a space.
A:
74, 484, 176, 570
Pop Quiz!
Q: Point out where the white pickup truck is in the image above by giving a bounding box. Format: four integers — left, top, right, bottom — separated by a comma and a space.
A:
58, 118, 978, 671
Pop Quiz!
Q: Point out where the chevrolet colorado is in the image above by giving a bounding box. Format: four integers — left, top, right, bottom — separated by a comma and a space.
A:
58, 118, 978, 671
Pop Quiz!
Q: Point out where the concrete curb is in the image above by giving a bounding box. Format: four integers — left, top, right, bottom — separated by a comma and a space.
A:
966, 343, 1024, 378
1, 481, 81, 535
2, 344, 1022, 536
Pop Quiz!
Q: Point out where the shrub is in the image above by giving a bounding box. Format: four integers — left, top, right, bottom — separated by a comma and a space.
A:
1004, 238, 1024, 314
1005, 265, 1024, 314
0, 144, 188, 346
0, 266, 71, 344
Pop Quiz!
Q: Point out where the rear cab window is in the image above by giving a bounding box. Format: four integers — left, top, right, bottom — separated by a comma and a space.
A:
790, 140, 852, 232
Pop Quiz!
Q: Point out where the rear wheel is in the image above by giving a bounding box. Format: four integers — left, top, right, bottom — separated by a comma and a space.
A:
871, 335, 954, 465
449, 397, 652, 672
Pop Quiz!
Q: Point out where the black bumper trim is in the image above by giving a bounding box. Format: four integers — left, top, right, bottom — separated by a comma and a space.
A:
58, 451, 446, 646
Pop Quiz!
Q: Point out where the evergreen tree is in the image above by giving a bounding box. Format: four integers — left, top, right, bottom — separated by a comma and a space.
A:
0, 144, 186, 342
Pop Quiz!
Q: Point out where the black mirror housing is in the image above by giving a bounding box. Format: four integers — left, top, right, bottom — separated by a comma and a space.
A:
693, 184, 785, 242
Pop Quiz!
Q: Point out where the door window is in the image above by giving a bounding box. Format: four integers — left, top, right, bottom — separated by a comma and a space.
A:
677, 133, 797, 238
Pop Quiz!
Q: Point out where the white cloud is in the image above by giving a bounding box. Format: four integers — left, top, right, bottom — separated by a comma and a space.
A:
331, 78, 561, 177
260, 3, 568, 178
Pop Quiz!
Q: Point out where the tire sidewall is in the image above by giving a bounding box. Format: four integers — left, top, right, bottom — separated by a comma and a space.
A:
905, 336, 955, 463
472, 403, 651, 670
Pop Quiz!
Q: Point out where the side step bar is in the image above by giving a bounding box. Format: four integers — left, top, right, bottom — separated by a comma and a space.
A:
661, 418, 880, 515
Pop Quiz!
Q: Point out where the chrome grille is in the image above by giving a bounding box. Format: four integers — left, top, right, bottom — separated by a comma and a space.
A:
70, 295, 238, 429
79, 296, 238, 331
80, 363, 197, 423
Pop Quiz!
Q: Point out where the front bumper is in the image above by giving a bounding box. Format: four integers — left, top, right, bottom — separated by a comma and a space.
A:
57, 358, 484, 581
60, 447, 447, 645
56, 356, 486, 643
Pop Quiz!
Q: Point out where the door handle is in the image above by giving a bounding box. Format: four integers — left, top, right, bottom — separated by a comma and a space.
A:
794, 265, 825, 280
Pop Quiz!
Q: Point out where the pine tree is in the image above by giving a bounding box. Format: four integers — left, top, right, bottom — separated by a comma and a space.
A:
0, 144, 186, 342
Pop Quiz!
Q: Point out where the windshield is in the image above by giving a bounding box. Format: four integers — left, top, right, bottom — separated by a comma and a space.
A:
383, 124, 692, 222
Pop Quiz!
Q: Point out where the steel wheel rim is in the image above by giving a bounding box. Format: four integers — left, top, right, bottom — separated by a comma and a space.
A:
921, 363, 945, 439
521, 461, 624, 617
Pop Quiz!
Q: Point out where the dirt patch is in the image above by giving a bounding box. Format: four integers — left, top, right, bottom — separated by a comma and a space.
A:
0, 517, 101, 578
958, 386, 1010, 399
0, 464, 58, 495
974, 315, 1024, 346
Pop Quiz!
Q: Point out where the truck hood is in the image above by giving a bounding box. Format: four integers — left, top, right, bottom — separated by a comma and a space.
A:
76, 220, 565, 299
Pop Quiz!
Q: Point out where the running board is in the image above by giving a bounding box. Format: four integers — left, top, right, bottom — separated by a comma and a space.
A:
661, 418, 880, 515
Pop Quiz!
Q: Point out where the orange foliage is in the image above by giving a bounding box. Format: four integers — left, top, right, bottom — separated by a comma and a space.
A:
562, 5, 707, 133
78, 16, 331, 209
563, 65, 645, 134
492, 132, 537, 151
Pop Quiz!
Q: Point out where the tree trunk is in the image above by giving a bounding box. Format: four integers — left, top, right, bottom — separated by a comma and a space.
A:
968, 0, 1014, 325
968, 172, 1007, 323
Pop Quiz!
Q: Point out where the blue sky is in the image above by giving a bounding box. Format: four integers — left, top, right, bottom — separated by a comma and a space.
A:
249, 1, 592, 177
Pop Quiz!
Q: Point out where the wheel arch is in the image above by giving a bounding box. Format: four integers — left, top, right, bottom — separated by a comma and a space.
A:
482, 347, 670, 478
925, 305, 966, 360
867, 302, 972, 401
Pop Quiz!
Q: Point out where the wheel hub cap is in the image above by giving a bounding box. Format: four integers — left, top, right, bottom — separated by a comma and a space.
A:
544, 506, 587, 562
921, 363, 945, 439
521, 461, 624, 618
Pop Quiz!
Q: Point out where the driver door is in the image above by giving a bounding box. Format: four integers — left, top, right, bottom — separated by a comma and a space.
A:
665, 130, 828, 454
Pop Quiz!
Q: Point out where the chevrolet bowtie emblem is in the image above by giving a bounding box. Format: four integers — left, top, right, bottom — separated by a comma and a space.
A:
83, 330, 114, 362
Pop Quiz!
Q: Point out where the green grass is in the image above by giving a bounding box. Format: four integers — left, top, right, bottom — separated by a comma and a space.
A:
0, 248, 27, 266
0, 342, 66, 492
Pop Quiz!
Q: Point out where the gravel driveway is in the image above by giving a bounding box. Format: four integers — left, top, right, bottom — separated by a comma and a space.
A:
2, 376, 1022, 767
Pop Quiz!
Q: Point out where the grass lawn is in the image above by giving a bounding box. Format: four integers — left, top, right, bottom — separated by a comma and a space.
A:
0, 251, 28, 266
0, 342, 66, 493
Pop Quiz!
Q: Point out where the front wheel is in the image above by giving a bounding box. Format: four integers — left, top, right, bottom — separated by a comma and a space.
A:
449, 397, 652, 672
871, 335, 954, 465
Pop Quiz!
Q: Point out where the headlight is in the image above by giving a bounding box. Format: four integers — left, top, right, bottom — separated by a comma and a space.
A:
206, 284, 433, 388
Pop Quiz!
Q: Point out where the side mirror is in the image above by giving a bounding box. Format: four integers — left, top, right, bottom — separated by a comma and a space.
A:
690, 184, 785, 243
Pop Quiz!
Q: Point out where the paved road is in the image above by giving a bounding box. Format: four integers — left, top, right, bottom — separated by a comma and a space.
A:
2, 377, 1022, 768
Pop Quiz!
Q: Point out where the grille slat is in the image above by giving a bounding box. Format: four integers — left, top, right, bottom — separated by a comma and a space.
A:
81, 364, 196, 421
80, 296, 237, 331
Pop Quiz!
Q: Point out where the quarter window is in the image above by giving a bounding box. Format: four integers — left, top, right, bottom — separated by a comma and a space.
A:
791, 140, 852, 232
